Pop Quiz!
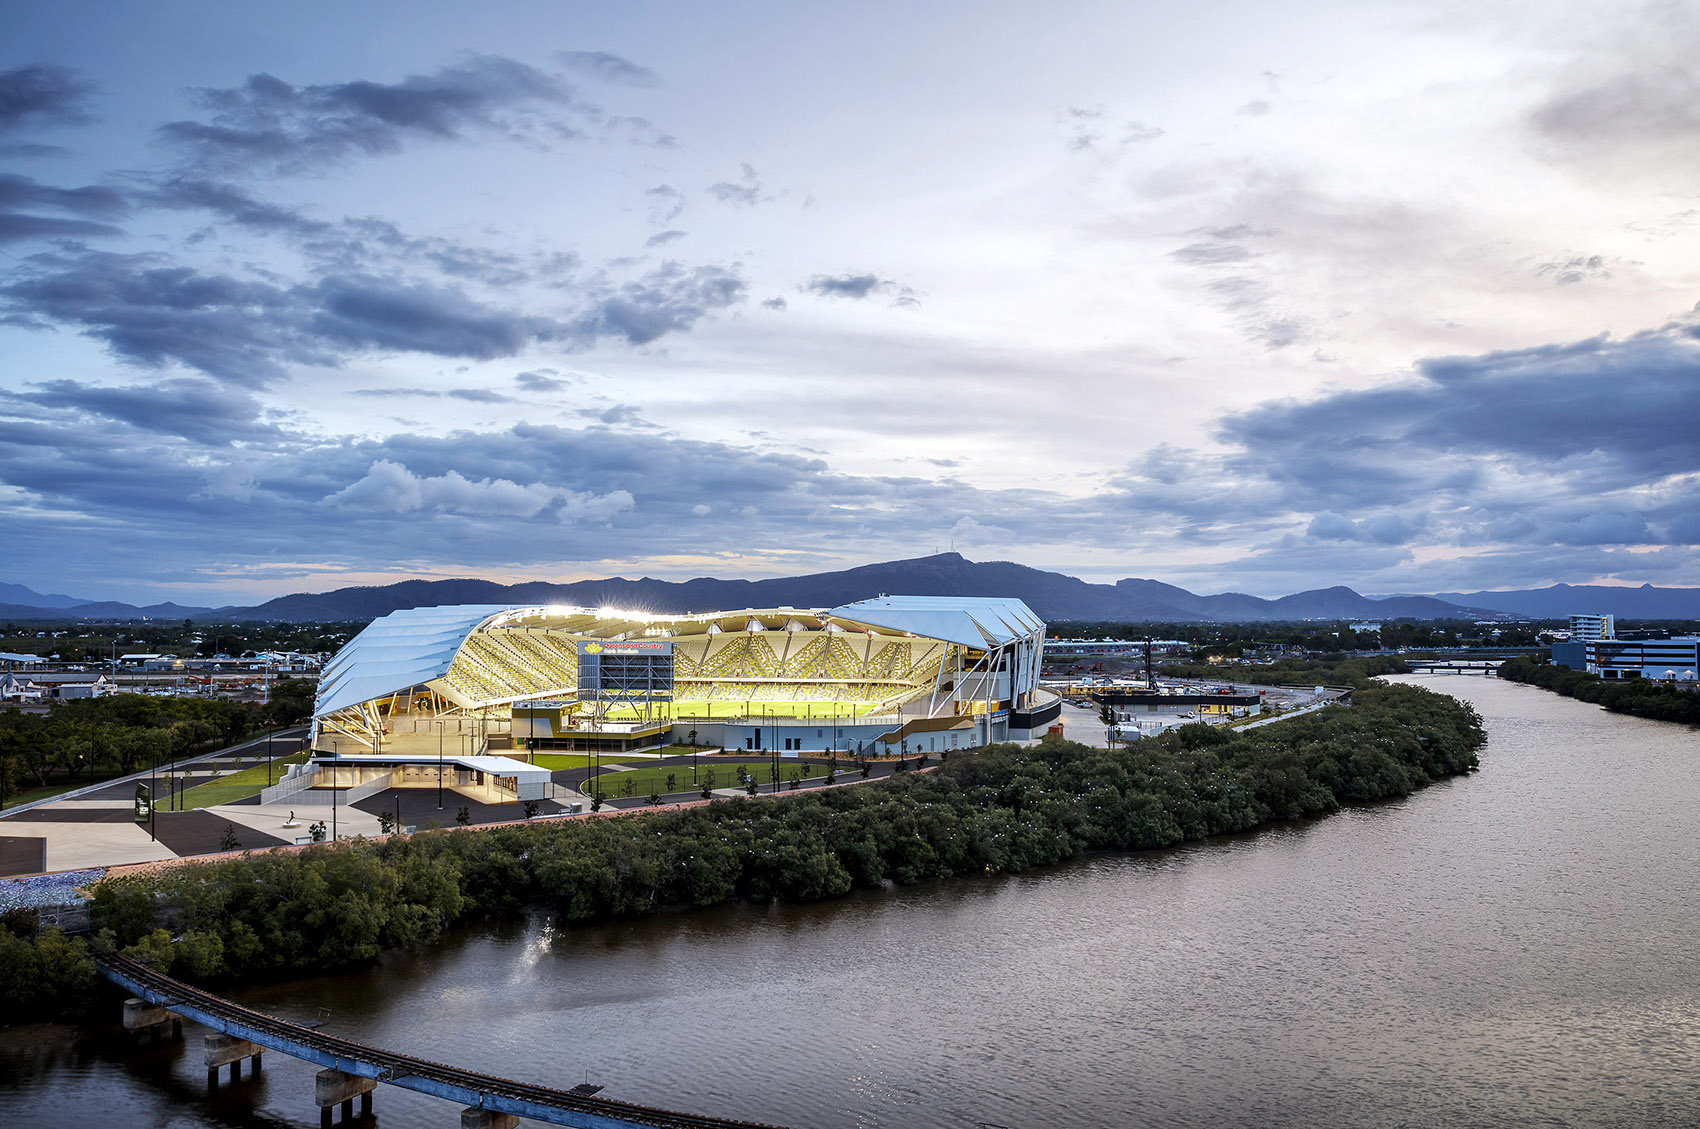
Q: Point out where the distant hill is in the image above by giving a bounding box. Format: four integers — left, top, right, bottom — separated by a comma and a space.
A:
16, 554, 1693, 626
196, 553, 1499, 624
0, 582, 91, 609
0, 600, 214, 621
1435, 583, 1700, 621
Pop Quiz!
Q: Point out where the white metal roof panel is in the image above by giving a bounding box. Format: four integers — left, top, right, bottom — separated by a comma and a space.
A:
309, 752, 550, 785
826, 596, 1045, 648
315, 605, 514, 718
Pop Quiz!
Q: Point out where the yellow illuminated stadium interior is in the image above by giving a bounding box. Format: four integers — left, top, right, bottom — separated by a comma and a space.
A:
311, 597, 1051, 752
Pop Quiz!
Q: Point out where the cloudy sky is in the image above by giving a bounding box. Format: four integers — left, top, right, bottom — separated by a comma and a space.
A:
2, 0, 1696, 605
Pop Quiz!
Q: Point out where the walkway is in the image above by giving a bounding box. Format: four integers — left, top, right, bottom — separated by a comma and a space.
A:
98, 952, 786, 1129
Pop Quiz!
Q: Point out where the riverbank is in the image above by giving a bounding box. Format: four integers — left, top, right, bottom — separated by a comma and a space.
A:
1498, 655, 1700, 726
3, 682, 1483, 1025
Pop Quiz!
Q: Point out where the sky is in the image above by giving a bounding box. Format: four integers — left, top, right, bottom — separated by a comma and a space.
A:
1, 0, 1697, 606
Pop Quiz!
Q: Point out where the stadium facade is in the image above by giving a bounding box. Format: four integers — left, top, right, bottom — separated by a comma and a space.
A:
311, 596, 1062, 760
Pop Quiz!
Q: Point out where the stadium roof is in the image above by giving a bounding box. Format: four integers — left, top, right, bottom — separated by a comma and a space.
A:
315, 604, 512, 718
314, 596, 1045, 720
828, 596, 1044, 649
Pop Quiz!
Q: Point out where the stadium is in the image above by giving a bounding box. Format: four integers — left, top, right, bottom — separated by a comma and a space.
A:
308, 596, 1062, 774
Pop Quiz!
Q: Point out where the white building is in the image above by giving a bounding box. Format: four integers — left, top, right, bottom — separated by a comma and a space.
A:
1588, 637, 1699, 681
1569, 614, 1616, 643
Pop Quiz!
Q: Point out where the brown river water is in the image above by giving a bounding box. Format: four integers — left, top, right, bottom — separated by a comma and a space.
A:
3, 674, 1698, 1128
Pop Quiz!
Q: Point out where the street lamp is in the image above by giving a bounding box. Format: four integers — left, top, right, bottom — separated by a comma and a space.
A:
437, 720, 445, 811
392, 790, 403, 835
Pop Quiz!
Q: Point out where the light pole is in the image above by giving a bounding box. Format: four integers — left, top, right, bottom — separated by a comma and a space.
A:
393, 790, 403, 835
437, 720, 445, 811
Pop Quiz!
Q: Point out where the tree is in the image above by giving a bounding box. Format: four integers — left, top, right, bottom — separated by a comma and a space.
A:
219, 824, 240, 852
377, 811, 396, 835
455, 805, 471, 826
665, 772, 677, 793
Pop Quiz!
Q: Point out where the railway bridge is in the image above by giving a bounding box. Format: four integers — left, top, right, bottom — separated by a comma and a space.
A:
1406, 659, 1502, 676
98, 952, 786, 1129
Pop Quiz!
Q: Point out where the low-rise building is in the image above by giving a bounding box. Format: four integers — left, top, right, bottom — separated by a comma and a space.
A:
1588, 637, 1699, 681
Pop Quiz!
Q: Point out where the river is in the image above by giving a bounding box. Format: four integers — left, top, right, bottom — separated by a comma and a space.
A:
4, 675, 1699, 1128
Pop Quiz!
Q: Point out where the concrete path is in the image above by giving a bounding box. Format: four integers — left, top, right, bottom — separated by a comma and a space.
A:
0, 727, 308, 874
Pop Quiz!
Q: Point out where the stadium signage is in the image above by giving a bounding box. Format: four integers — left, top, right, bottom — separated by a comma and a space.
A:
578, 640, 674, 656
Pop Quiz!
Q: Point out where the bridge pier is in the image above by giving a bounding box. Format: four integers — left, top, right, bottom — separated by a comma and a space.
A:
461, 1108, 520, 1129
122, 997, 181, 1043
315, 1068, 376, 1126
204, 1032, 262, 1087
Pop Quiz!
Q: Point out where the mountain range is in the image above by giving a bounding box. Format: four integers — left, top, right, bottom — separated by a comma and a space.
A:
1, 554, 1696, 624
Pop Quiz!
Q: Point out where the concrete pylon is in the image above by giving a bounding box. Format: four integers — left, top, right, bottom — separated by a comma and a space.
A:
461, 1108, 520, 1129
122, 997, 180, 1041
204, 1032, 262, 1086
315, 1068, 376, 1126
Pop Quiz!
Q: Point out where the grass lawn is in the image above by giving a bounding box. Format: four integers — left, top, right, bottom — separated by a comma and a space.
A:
529, 753, 655, 772
177, 752, 310, 809
586, 758, 836, 798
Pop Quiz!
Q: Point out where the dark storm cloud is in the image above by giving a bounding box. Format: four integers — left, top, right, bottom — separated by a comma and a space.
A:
307, 274, 558, 359
4, 236, 754, 381
0, 142, 70, 158
1305, 510, 1426, 545
1544, 512, 1653, 545
0, 214, 124, 243
15, 377, 280, 445
556, 51, 660, 87
0, 65, 92, 132
142, 177, 328, 235
447, 387, 513, 403
1, 249, 326, 383
805, 274, 882, 299
347, 386, 512, 403
156, 57, 578, 173
298, 216, 554, 287
0, 250, 574, 382
567, 261, 746, 345
0, 173, 128, 243
1190, 324, 1700, 553
0, 174, 127, 217
803, 273, 920, 308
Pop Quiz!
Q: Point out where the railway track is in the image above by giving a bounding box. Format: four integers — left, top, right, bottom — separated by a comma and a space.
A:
98, 952, 788, 1129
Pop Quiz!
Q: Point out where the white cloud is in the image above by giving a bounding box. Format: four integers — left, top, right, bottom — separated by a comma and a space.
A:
324, 459, 633, 521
